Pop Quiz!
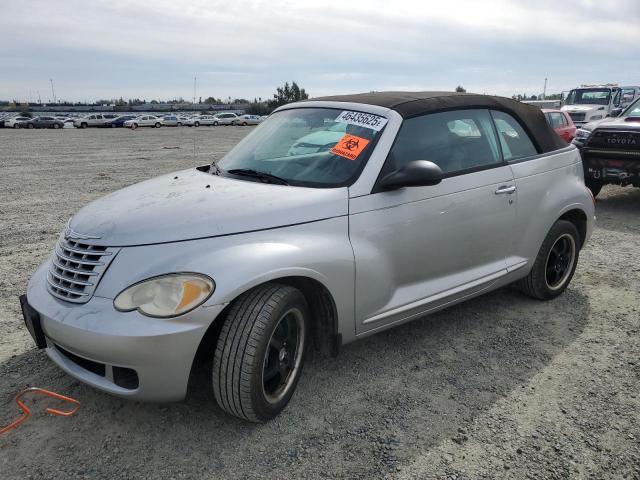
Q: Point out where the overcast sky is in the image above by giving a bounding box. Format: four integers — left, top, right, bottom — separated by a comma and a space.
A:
2, 0, 639, 103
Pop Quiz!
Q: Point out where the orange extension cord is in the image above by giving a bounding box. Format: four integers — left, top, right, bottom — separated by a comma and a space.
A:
0, 387, 80, 435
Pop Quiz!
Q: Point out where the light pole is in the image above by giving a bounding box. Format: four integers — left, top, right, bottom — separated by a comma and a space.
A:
50, 78, 57, 104
542, 77, 547, 100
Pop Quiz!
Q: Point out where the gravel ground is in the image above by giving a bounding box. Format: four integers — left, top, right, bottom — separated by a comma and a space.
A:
0, 127, 638, 479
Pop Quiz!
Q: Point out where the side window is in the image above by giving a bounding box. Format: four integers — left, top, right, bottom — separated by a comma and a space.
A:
548, 112, 565, 128
387, 109, 501, 175
491, 110, 538, 161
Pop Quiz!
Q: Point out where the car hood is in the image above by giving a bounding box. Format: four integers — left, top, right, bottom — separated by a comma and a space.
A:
561, 105, 602, 113
582, 117, 640, 131
68, 167, 348, 247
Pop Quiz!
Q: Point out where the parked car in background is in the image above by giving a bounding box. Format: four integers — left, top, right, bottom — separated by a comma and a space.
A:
573, 96, 640, 197
161, 115, 185, 127
235, 114, 261, 126
22, 92, 593, 423
213, 112, 238, 125
543, 109, 576, 142
18, 116, 65, 129
124, 115, 162, 129
185, 115, 217, 127
4, 116, 31, 128
105, 115, 138, 128
74, 114, 109, 128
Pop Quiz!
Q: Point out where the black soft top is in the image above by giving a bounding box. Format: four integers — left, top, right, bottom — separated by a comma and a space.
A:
311, 91, 567, 153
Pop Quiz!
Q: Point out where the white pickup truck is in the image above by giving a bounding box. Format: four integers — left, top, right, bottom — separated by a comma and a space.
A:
562, 85, 640, 126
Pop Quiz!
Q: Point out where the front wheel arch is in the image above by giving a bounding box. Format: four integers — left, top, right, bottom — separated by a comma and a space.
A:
190, 276, 339, 382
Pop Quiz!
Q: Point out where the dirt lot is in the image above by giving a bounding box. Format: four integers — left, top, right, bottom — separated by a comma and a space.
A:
1, 127, 638, 479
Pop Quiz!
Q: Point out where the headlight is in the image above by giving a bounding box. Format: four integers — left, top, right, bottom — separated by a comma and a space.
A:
575, 128, 591, 139
114, 273, 214, 318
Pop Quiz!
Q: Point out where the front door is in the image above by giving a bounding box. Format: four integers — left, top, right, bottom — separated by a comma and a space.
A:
349, 109, 516, 334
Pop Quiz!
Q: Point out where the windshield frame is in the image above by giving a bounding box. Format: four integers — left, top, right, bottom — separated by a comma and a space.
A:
216, 106, 389, 189
621, 97, 640, 118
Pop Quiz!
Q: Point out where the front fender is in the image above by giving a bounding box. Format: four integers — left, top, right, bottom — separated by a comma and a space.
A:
95, 216, 356, 341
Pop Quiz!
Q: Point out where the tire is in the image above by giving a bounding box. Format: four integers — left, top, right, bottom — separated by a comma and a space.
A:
177, 122, 182, 127
213, 283, 308, 422
81, 123, 88, 129
242, 122, 248, 126
131, 123, 138, 130
213, 121, 219, 126
27, 124, 34, 129
517, 220, 580, 300
53, 123, 60, 129
111, 123, 116, 128
13, 124, 19, 129
155, 122, 161, 128
194, 121, 200, 127
585, 180, 603, 198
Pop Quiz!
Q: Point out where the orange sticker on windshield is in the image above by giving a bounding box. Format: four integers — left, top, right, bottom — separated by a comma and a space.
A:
330, 134, 370, 161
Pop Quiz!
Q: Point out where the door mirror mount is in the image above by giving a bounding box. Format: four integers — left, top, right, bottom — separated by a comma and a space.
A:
378, 160, 444, 191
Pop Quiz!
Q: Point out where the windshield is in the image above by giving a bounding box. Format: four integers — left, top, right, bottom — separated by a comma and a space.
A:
622, 98, 640, 118
565, 88, 612, 106
216, 108, 387, 187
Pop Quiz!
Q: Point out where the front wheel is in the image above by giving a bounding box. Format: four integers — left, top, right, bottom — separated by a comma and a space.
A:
517, 220, 580, 300
13, 124, 20, 129
27, 124, 34, 129
131, 123, 138, 130
585, 179, 603, 198
155, 122, 161, 128
194, 121, 200, 127
53, 123, 60, 129
213, 284, 308, 422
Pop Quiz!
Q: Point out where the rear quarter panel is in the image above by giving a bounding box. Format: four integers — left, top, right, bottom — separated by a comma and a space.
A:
509, 146, 594, 272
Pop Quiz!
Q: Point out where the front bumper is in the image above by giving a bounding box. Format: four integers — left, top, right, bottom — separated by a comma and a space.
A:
26, 262, 226, 402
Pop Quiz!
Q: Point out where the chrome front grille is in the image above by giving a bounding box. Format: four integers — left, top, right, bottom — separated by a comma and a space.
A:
47, 237, 119, 303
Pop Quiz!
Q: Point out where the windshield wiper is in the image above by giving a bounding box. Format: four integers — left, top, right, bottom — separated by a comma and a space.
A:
227, 168, 289, 185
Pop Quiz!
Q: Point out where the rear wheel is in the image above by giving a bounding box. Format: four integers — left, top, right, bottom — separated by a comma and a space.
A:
194, 121, 200, 127
53, 123, 60, 129
517, 220, 580, 300
213, 284, 308, 422
585, 179, 603, 198
242, 121, 248, 126
155, 122, 161, 128
131, 123, 138, 130
27, 124, 34, 129
213, 121, 219, 126
13, 124, 19, 129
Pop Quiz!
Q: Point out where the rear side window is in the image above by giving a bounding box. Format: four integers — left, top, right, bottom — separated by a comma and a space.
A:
387, 109, 501, 175
491, 110, 538, 161
545, 112, 566, 128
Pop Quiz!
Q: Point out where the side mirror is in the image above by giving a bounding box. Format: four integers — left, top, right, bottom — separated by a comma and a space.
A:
379, 160, 444, 191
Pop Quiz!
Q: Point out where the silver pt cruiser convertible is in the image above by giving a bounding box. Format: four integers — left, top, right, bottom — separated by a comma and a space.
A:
22, 92, 595, 422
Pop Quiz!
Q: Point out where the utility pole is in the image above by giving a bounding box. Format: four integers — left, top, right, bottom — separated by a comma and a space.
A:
542, 77, 547, 100
50, 78, 57, 104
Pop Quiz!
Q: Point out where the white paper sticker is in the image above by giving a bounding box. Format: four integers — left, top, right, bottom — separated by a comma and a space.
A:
335, 111, 388, 132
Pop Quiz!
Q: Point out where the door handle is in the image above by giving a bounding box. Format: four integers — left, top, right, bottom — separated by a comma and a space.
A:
495, 185, 516, 195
